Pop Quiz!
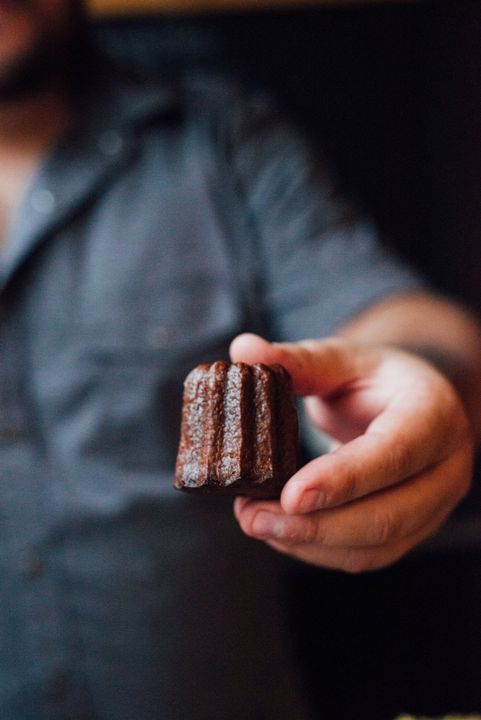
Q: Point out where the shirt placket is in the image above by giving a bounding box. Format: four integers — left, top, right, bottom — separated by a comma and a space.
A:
0, 310, 95, 720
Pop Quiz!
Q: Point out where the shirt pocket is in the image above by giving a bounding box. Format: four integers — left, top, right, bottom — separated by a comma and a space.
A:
81, 270, 244, 357
40, 277, 245, 474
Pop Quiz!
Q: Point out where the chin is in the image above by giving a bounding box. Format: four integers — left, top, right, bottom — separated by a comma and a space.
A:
0, 13, 39, 66
0, 0, 87, 101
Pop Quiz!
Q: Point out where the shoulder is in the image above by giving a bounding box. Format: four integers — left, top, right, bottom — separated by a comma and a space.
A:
79, 51, 295, 157
174, 72, 284, 151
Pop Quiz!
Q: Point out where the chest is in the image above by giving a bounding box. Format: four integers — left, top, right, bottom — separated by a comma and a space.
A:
5, 153, 263, 476
16, 131, 260, 357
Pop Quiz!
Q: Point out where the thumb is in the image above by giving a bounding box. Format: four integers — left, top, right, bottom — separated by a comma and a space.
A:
229, 333, 375, 397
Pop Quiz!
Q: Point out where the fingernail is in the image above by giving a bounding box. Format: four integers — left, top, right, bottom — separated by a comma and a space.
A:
251, 511, 284, 538
299, 489, 326, 513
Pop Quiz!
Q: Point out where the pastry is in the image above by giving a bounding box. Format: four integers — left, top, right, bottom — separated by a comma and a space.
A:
174, 361, 299, 498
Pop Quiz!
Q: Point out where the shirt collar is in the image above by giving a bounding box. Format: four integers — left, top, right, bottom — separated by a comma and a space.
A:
1, 53, 180, 289
69, 50, 181, 139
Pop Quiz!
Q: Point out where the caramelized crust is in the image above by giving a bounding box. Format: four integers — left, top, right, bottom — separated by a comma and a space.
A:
174, 361, 299, 498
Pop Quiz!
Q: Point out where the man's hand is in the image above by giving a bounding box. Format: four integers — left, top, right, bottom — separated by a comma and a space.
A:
230, 332, 474, 572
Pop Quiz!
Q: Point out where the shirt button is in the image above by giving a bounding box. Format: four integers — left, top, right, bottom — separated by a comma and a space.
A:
150, 325, 173, 349
22, 549, 44, 578
31, 189, 56, 214
98, 130, 124, 156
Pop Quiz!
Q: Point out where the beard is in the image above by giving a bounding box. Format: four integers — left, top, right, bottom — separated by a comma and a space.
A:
0, 0, 88, 102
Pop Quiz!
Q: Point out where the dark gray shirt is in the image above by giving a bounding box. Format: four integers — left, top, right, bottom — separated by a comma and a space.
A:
0, 61, 422, 720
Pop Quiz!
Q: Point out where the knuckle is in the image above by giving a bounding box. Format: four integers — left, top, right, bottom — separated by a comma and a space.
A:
338, 468, 358, 504
281, 521, 302, 544
369, 508, 397, 546
303, 337, 347, 370
303, 516, 323, 544
295, 343, 318, 370
384, 437, 413, 479
327, 455, 358, 505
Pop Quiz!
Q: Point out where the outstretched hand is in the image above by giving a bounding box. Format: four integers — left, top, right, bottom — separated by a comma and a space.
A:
230, 333, 473, 572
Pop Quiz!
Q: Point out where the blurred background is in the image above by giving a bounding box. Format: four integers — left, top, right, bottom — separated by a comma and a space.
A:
86, 1, 481, 717
88, 0, 481, 319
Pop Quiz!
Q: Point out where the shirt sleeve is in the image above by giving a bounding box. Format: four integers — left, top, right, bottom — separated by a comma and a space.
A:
221, 87, 426, 342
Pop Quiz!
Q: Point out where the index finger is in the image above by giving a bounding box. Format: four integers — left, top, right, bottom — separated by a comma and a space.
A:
230, 333, 375, 397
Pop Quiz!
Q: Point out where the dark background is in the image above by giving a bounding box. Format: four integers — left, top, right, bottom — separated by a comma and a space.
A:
93, 3, 481, 717
93, 0, 481, 311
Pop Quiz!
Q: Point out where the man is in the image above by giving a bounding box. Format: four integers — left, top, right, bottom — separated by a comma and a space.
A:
0, 1, 480, 718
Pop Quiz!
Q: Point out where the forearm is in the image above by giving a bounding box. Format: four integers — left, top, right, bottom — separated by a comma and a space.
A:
338, 291, 481, 440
